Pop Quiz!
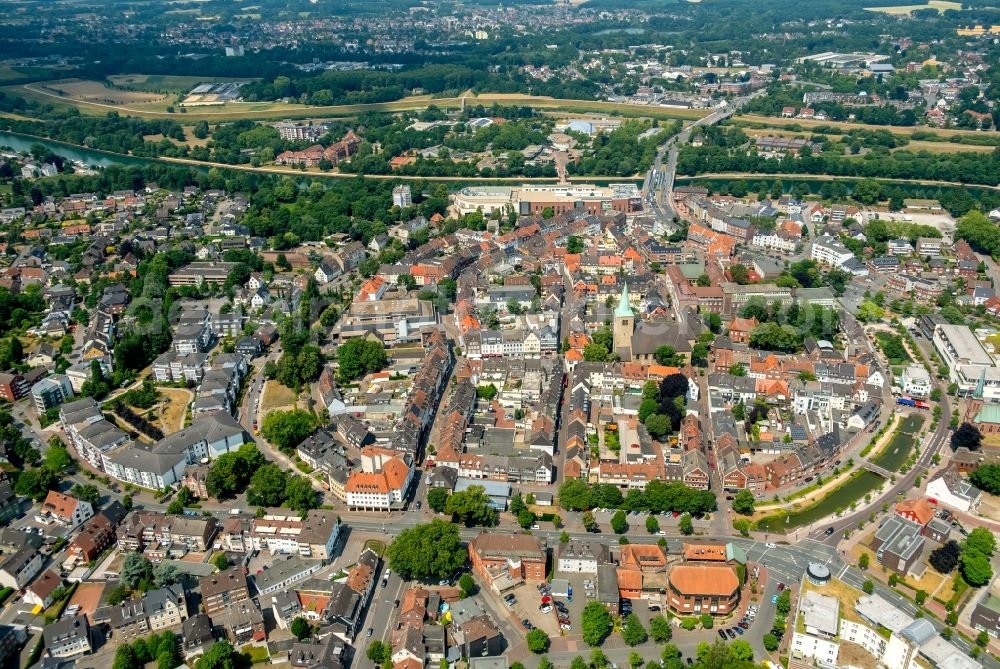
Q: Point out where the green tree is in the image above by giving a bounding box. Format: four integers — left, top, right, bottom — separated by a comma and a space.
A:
337, 338, 388, 382
386, 521, 466, 581
261, 409, 317, 452
965, 528, 996, 556
862, 580, 875, 594
526, 629, 550, 654
121, 552, 154, 590
610, 510, 627, 534
291, 617, 312, 640
960, 550, 993, 586
459, 573, 477, 597
763, 633, 779, 651
733, 518, 751, 537
645, 515, 660, 534
859, 553, 870, 570
427, 487, 449, 512
731, 490, 755, 515
213, 554, 230, 571
581, 602, 613, 647
367, 641, 391, 665
195, 641, 250, 669
970, 463, 1000, 495
679, 513, 694, 535
649, 615, 672, 643
699, 613, 713, 629
445, 485, 499, 526
621, 613, 648, 646
246, 464, 289, 507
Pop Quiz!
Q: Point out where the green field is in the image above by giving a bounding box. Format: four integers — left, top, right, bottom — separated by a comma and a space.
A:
865, 0, 961, 13
3, 84, 711, 123
107, 74, 244, 93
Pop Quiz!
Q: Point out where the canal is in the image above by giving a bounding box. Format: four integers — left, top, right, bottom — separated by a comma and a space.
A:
0, 130, 154, 169
755, 469, 886, 532
756, 414, 924, 532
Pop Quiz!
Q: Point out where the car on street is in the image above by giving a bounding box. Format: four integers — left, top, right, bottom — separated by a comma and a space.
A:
771, 595, 779, 604
825, 526, 835, 536
649, 605, 661, 612
394, 599, 400, 608
366, 628, 374, 638
416, 501, 422, 510
766, 543, 777, 549
777, 583, 785, 591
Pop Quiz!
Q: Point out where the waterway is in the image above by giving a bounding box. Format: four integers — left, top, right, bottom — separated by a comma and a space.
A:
756, 470, 886, 532
756, 415, 924, 532
0, 130, 153, 169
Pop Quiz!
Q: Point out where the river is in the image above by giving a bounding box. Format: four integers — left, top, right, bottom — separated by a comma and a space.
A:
0, 130, 155, 169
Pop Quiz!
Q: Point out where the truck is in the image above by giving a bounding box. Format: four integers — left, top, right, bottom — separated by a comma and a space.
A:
896, 397, 917, 407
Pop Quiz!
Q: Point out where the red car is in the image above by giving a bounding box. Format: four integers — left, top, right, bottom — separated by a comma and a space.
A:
777, 583, 785, 591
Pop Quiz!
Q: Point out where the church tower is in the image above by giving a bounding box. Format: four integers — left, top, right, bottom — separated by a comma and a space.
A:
613, 282, 635, 361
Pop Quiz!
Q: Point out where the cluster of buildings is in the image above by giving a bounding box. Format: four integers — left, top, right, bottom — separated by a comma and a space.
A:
790, 574, 981, 669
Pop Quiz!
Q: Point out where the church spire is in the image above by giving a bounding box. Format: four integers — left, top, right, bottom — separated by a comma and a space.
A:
614, 281, 634, 319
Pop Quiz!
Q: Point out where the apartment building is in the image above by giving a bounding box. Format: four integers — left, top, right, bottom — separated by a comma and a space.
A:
199, 568, 250, 616
469, 532, 546, 591
105, 585, 187, 640
248, 510, 341, 561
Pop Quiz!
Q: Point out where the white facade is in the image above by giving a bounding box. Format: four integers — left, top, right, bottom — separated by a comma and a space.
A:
811, 235, 855, 267
901, 365, 931, 398
932, 324, 995, 393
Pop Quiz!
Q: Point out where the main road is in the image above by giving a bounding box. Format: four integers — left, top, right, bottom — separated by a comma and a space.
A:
641, 90, 766, 229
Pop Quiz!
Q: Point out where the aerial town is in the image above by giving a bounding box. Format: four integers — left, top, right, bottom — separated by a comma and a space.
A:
0, 1, 999, 669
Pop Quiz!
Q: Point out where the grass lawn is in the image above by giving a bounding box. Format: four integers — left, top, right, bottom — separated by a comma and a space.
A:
243, 645, 270, 664
261, 380, 297, 412
363, 539, 386, 558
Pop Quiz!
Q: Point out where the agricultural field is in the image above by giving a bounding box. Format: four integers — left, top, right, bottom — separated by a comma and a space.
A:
3, 83, 710, 123
734, 114, 996, 141
28, 79, 167, 106
740, 126, 993, 154
865, 0, 961, 13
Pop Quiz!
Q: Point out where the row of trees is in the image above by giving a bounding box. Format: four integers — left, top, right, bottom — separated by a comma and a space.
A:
559, 479, 717, 516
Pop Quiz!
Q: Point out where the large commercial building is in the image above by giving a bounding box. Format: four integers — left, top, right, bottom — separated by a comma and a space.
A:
453, 183, 642, 217
931, 324, 995, 395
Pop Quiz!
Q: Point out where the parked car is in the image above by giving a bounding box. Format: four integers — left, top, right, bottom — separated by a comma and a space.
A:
366, 628, 374, 638
718, 630, 727, 640
771, 595, 779, 604
733, 627, 744, 636
777, 583, 785, 591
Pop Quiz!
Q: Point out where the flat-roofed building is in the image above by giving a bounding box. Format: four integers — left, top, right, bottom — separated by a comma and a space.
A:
168, 262, 237, 287
932, 324, 994, 394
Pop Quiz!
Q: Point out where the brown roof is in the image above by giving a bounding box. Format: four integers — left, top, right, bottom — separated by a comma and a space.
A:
471, 532, 545, 560
27, 569, 62, 599
669, 564, 739, 597
683, 543, 728, 562
620, 544, 667, 570
199, 567, 248, 598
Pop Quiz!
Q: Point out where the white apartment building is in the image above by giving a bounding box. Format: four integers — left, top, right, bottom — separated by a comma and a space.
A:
248, 510, 341, 562
811, 235, 855, 267
791, 590, 841, 666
